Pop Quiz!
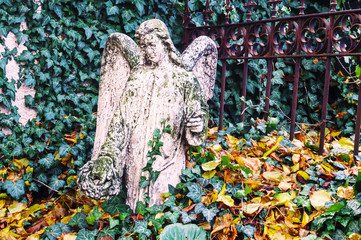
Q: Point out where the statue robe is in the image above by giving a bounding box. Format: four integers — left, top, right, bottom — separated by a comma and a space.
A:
97, 64, 208, 210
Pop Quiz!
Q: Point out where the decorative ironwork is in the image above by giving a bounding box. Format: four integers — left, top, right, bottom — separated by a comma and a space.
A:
182, 1, 361, 155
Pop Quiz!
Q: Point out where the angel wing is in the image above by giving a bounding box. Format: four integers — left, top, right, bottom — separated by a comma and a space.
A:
181, 36, 218, 100
92, 33, 139, 160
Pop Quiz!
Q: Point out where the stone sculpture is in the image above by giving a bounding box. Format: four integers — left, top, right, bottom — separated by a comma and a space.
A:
77, 19, 217, 211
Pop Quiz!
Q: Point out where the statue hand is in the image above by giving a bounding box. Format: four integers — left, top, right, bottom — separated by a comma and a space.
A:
77, 157, 122, 200
89, 157, 114, 185
186, 112, 204, 133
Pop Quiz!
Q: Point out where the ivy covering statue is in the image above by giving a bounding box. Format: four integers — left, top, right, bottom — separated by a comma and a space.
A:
77, 19, 217, 211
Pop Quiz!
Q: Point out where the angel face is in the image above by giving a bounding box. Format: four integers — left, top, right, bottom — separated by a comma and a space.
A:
139, 34, 167, 66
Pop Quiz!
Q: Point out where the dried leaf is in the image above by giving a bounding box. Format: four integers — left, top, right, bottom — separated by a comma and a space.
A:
201, 160, 221, 171
310, 190, 332, 211
211, 213, 232, 235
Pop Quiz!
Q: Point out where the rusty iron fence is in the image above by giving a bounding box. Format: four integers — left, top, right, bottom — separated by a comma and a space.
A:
182, 0, 361, 155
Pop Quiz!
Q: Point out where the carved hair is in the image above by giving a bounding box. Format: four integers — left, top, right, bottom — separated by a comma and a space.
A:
135, 19, 181, 66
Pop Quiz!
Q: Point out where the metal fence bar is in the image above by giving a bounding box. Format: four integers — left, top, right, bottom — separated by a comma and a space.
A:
318, 8, 335, 155
219, 60, 227, 130
290, 58, 301, 141
354, 72, 361, 156
182, 0, 361, 155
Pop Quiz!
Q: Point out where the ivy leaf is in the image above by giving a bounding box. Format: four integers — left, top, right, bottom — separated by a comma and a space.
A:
236, 224, 256, 239
86, 207, 103, 225
186, 183, 204, 203
69, 212, 89, 228
52, 5, 63, 19
134, 220, 152, 237
134, 0, 145, 16
76, 229, 98, 240
102, 194, 132, 215
39, 153, 54, 169
105, 1, 119, 16
44, 110, 55, 121
24, 75, 36, 87
202, 204, 218, 223
83, 27, 92, 40
181, 211, 196, 224
18, 51, 34, 61
165, 211, 181, 224
48, 175, 65, 191
139, 176, 150, 188
12, 144, 23, 157
3, 180, 25, 200
59, 145, 69, 157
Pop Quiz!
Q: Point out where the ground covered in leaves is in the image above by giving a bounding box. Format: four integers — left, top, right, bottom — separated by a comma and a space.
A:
1, 122, 361, 240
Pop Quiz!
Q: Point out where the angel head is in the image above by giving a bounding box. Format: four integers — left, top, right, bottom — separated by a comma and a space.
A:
135, 19, 181, 67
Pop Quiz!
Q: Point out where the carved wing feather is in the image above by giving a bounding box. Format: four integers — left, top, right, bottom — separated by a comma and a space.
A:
181, 36, 218, 100
92, 33, 139, 160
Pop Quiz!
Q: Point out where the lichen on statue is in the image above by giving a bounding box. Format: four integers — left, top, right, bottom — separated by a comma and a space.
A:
78, 19, 217, 211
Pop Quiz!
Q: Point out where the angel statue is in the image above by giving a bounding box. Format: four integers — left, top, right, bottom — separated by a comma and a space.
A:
77, 19, 217, 211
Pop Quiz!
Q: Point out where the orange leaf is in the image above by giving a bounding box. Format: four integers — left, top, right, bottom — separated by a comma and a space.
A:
211, 213, 233, 235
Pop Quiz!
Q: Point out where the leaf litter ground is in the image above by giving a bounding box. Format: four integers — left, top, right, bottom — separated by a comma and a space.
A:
1, 123, 361, 239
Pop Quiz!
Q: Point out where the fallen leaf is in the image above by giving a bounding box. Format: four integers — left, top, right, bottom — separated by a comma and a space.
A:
310, 190, 332, 211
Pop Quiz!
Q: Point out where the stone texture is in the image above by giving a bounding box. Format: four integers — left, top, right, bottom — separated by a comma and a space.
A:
78, 19, 217, 211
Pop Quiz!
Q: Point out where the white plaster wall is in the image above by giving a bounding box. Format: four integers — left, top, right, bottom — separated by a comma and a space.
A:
0, 22, 37, 134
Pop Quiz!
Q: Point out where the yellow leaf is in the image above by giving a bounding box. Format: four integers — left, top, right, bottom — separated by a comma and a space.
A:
320, 163, 335, 175
212, 144, 222, 152
26, 236, 40, 240
61, 215, 72, 224
331, 131, 342, 137
339, 137, 354, 150
217, 184, 234, 207
202, 170, 216, 179
67, 175, 77, 185
219, 184, 227, 196
278, 181, 292, 192
291, 163, 300, 172
263, 136, 284, 157
8, 201, 27, 214
202, 190, 218, 206
54, 151, 61, 161
292, 154, 301, 164
310, 190, 332, 211
79, 132, 85, 139
348, 233, 361, 240
0, 168, 8, 175
155, 212, 165, 219
63, 233, 77, 240
201, 160, 221, 171
226, 134, 244, 149
11, 158, 29, 169
262, 171, 284, 181
0, 208, 6, 218
244, 203, 262, 215
282, 165, 291, 175
26, 166, 33, 174
217, 195, 234, 207
276, 192, 295, 205
337, 186, 354, 200
0, 199, 5, 208
27, 204, 45, 215
301, 211, 310, 226
297, 170, 310, 180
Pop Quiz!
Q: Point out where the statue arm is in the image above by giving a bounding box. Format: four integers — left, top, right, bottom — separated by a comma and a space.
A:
97, 109, 130, 177
184, 77, 209, 146
77, 108, 129, 199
